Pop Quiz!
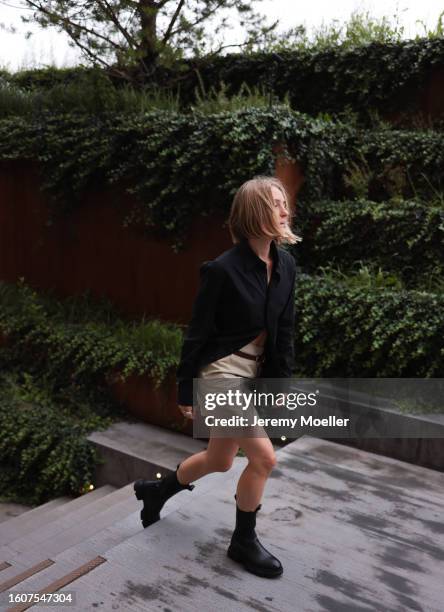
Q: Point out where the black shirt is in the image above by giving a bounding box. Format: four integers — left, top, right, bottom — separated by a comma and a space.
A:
176, 237, 297, 405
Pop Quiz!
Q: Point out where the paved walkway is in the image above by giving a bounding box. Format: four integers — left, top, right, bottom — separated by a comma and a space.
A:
0, 503, 32, 525
31, 436, 444, 612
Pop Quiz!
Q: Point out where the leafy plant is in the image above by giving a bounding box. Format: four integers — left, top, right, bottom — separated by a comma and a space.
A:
0, 279, 186, 504
343, 155, 373, 199
295, 198, 444, 288
293, 270, 444, 378
3, 36, 444, 124
0, 107, 330, 250
416, 11, 444, 40
0, 366, 123, 505
0, 279, 183, 387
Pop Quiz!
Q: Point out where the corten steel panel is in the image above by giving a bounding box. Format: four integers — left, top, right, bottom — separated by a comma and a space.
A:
275, 144, 304, 205
422, 65, 444, 120
380, 66, 444, 125
0, 157, 301, 324
0, 160, 63, 287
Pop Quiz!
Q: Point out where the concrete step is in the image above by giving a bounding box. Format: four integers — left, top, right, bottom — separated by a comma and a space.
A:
1, 466, 240, 603
291, 436, 444, 505
0, 484, 135, 564
3, 467, 229, 576
87, 421, 207, 487
1, 556, 107, 612
0, 501, 34, 525
0, 497, 69, 531
38, 437, 443, 612
0, 486, 116, 548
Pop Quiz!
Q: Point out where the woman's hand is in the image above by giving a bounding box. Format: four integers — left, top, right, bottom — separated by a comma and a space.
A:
178, 404, 194, 420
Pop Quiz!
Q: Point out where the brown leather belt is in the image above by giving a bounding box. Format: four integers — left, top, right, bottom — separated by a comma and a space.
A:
233, 350, 265, 363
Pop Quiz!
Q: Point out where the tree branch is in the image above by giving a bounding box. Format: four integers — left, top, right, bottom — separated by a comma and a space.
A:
161, 0, 185, 45
95, 0, 136, 48
64, 27, 111, 68
0, 1, 33, 10
24, 0, 125, 50
207, 17, 279, 55
64, 24, 132, 81
168, 0, 226, 39
207, 32, 275, 56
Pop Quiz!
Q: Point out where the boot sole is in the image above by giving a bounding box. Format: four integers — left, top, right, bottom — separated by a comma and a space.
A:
227, 546, 283, 578
134, 481, 161, 528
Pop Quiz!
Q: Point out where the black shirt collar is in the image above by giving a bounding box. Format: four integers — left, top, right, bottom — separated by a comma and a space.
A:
238, 238, 281, 278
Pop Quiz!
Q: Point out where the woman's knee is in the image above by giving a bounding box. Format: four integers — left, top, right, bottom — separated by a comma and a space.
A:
236, 437, 277, 473
206, 454, 235, 472
205, 437, 239, 472
251, 452, 277, 474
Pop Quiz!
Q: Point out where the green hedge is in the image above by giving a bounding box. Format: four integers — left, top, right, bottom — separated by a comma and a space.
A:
0, 279, 183, 388
4, 38, 444, 122
0, 372, 113, 505
0, 108, 330, 250
0, 279, 184, 504
166, 39, 444, 122
296, 125, 444, 202
293, 198, 444, 287
4, 273, 442, 388
1, 66, 97, 90
1, 270, 443, 504
1, 109, 444, 250
294, 271, 444, 377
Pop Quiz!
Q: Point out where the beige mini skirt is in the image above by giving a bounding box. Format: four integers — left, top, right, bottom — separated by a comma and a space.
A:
197, 341, 266, 438
198, 340, 265, 379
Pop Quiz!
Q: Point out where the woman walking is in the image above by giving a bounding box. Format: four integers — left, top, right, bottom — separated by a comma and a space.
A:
134, 175, 300, 578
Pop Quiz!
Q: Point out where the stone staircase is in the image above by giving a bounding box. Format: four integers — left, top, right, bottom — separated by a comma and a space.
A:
0, 435, 443, 612
86, 421, 208, 487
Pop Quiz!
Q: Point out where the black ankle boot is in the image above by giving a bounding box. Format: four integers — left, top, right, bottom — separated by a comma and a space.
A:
227, 494, 283, 578
134, 463, 195, 528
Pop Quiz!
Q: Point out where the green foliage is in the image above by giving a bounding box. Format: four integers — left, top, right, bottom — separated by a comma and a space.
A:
294, 198, 444, 288
1, 66, 96, 90
293, 270, 444, 377
342, 154, 374, 199
0, 279, 185, 503
0, 279, 183, 388
1, 107, 444, 251
0, 69, 278, 118
263, 8, 408, 53
175, 38, 444, 124
0, 107, 325, 251
0, 69, 182, 117
297, 125, 444, 202
3, 37, 444, 125
0, 367, 117, 505
416, 11, 444, 39
319, 265, 404, 291
190, 77, 283, 113
0, 82, 33, 117
9, 0, 283, 82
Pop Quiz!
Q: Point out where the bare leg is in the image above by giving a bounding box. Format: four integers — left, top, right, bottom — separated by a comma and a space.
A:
177, 434, 240, 484
233, 435, 276, 511
227, 433, 283, 578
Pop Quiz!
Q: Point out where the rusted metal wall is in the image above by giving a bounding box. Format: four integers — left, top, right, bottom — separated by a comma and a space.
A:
0, 156, 302, 324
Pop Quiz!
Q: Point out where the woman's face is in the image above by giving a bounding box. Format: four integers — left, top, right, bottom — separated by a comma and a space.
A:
271, 186, 289, 230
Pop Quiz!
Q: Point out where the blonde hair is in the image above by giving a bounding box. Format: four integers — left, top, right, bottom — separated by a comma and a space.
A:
228, 175, 302, 246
